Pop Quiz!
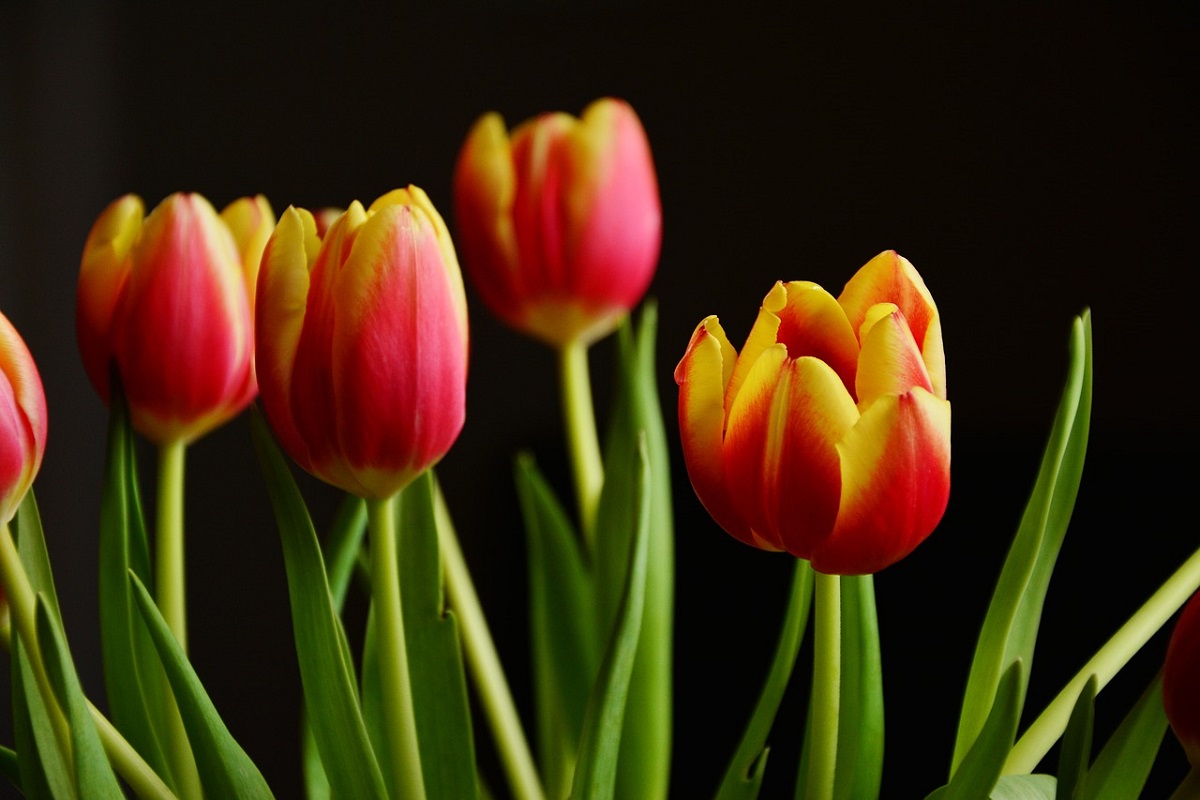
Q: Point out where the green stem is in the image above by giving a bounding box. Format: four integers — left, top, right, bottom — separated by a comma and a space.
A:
154, 440, 201, 800
368, 495, 426, 800
0, 523, 177, 799
1005, 545, 1200, 774
1170, 767, 1200, 800
156, 440, 187, 650
436, 491, 545, 800
806, 571, 841, 800
558, 339, 603, 550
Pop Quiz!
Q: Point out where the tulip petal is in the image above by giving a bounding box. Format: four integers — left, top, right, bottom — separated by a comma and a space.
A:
855, 304, 934, 409
76, 194, 144, 399
1165, 592, 1200, 767
839, 251, 946, 398
220, 195, 276, 310
773, 281, 860, 398
724, 348, 858, 553
817, 388, 951, 575
725, 282, 786, 415
674, 316, 756, 547
0, 313, 46, 523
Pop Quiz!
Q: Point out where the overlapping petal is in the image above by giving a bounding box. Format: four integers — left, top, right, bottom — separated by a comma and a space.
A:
1164, 591, 1200, 768
0, 312, 46, 523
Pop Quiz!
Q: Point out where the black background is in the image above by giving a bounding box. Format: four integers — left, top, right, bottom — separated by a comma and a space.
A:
1, 3, 1197, 797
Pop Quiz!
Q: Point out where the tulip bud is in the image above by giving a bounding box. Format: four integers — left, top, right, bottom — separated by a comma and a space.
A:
77, 192, 274, 444
256, 187, 468, 499
453, 97, 661, 347
0, 311, 47, 524
675, 251, 950, 575
1165, 591, 1200, 768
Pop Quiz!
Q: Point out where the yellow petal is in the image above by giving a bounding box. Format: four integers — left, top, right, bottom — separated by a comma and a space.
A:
855, 304, 933, 409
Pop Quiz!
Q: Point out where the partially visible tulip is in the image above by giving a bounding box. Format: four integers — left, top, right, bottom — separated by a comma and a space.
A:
256, 186, 468, 499
675, 251, 950, 575
76, 192, 274, 444
1165, 591, 1200, 767
453, 97, 661, 347
0, 311, 47, 524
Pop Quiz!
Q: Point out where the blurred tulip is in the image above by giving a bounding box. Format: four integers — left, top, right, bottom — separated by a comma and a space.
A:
675, 251, 950, 575
1165, 591, 1200, 767
256, 186, 468, 499
453, 97, 661, 347
76, 192, 273, 444
0, 311, 47, 524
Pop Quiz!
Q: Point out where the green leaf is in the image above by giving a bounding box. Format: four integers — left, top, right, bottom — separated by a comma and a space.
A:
715, 558, 813, 800
936, 660, 1026, 800
571, 437, 652, 800
834, 574, 884, 800
1056, 675, 1097, 799
96, 383, 172, 785
951, 311, 1093, 772
395, 471, 480, 800
1075, 672, 1168, 800
0, 744, 19, 793
35, 596, 124, 799
129, 571, 274, 799
249, 410, 387, 800
989, 774, 1058, 799
593, 304, 674, 799
515, 452, 598, 797
11, 636, 68, 800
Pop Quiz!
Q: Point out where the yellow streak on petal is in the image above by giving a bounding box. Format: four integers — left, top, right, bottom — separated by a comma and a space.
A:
221, 195, 276, 309
725, 281, 787, 417
258, 206, 314, 399
856, 305, 932, 409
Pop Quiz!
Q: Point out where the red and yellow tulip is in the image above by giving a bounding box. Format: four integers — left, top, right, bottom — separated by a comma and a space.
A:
675, 251, 950, 575
453, 97, 661, 347
256, 187, 468, 499
76, 192, 273, 444
0, 312, 47, 524
1165, 591, 1200, 768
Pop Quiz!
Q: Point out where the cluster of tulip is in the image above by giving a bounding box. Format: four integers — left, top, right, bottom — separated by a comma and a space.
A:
0, 96, 1197, 799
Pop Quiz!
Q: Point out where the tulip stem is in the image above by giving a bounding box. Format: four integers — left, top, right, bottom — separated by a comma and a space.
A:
1005, 544, 1200, 774
806, 571, 841, 800
154, 439, 202, 800
0, 523, 178, 800
368, 494, 427, 800
435, 488, 546, 800
559, 339, 603, 550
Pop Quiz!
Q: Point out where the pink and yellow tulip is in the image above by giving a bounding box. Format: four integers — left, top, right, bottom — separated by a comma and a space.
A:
453, 97, 661, 347
76, 192, 273, 444
255, 187, 468, 498
0, 311, 47, 524
675, 251, 950, 575
1165, 591, 1200, 768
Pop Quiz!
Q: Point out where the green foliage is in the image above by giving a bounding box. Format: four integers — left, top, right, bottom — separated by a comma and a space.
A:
1056, 675, 1097, 799
1075, 673, 1168, 800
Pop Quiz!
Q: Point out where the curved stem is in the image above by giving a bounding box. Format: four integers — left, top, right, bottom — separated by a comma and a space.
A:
805, 571, 841, 800
558, 339, 603, 551
368, 495, 426, 800
88, 700, 178, 800
1005, 545, 1200, 774
436, 491, 545, 800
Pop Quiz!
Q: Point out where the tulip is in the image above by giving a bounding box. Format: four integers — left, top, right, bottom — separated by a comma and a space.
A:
675, 250, 950, 575
0, 311, 47, 524
256, 186, 468, 499
1165, 591, 1200, 768
76, 192, 273, 445
453, 97, 661, 348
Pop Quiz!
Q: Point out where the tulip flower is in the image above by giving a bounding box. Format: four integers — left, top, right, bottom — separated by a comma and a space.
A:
76, 192, 273, 445
453, 97, 661, 348
1165, 591, 1200, 768
675, 250, 950, 575
256, 186, 468, 499
0, 311, 46, 525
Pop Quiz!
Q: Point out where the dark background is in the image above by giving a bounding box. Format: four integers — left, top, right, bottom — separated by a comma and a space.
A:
1, 3, 1197, 797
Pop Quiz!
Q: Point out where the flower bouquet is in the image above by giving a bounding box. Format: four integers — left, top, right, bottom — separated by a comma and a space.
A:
0, 96, 1196, 800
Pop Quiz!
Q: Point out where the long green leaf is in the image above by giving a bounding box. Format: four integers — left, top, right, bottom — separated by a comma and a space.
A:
516, 452, 598, 798
989, 774, 1058, 799
249, 410, 387, 800
395, 472, 479, 800
571, 438, 651, 800
1076, 672, 1168, 800
593, 304, 674, 799
0, 744, 19, 792
96, 383, 172, 785
951, 311, 1093, 772
35, 596, 124, 799
933, 660, 1026, 800
1056, 675, 1097, 799
129, 571, 273, 799
715, 558, 813, 800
